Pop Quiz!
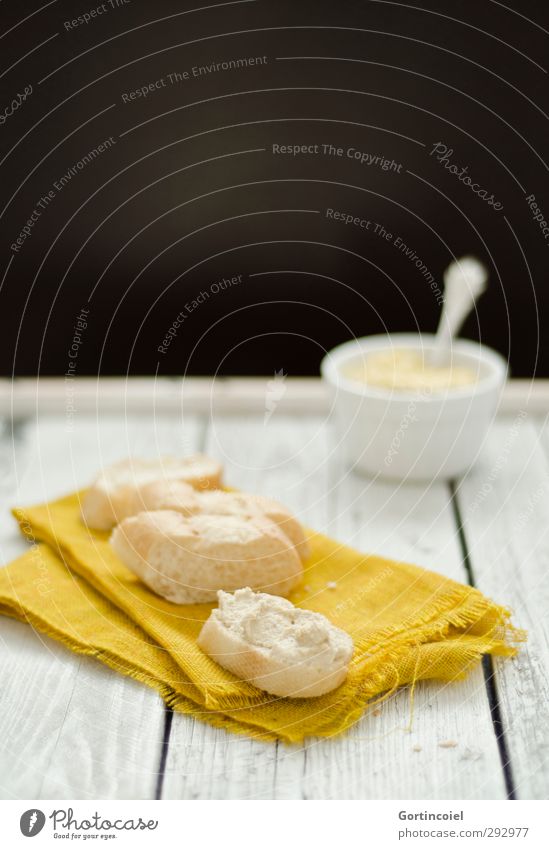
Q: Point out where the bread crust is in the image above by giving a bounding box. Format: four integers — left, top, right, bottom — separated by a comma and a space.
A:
131, 484, 310, 562
110, 511, 303, 603
81, 456, 222, 530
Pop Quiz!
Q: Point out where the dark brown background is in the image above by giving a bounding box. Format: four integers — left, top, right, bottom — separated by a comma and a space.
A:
0, 0, 547, 376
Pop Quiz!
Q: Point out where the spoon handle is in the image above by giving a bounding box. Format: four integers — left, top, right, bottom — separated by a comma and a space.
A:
431, 256, 488, 364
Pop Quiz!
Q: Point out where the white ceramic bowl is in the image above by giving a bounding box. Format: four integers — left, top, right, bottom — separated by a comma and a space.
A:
320, 334, 507, 481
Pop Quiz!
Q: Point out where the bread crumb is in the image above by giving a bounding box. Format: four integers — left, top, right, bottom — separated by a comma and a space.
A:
372, 708, 381, 716
303, 585, 312, 592
458, 747, 482, 762
412, 744, 422, 752
326, 581, 337, 590
438, 740, 458, 748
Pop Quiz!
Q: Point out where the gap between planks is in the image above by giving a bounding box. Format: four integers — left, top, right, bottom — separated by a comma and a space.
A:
450, 482, 517, 800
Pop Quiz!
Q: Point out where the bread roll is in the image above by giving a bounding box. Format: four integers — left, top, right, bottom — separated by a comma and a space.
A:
81, 455, 222, 530
133, 481, 310, 561
198, 588, 354, 697
110, 511, 303, 604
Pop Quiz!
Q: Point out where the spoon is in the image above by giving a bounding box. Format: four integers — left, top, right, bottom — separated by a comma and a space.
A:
430, 255, 488, 365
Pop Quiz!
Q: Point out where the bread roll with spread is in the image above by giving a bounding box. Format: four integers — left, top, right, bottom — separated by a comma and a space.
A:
198, 588, 354, 697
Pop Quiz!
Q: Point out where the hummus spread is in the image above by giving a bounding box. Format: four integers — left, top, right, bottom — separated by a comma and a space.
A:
344, 349, 477, 393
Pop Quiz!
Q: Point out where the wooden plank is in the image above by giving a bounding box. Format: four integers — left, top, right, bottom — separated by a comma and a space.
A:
302, 466, 506, 800
456, 416, 549, 800
1, 377, 547, 417
164, 416, 506, 799
0, 618, 163, 799
0, 414, 203, 799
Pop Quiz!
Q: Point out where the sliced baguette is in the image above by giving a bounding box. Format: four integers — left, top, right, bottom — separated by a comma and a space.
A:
133, 481, 310, 562
81, 455, 222, 530
198, 588, 354, 697
110, 511, 303, 604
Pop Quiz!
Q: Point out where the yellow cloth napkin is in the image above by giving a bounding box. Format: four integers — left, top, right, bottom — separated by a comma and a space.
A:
0, 492, 522, 743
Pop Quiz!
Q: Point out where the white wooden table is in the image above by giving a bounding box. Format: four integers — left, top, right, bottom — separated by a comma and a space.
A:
0, 378, 548, 800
